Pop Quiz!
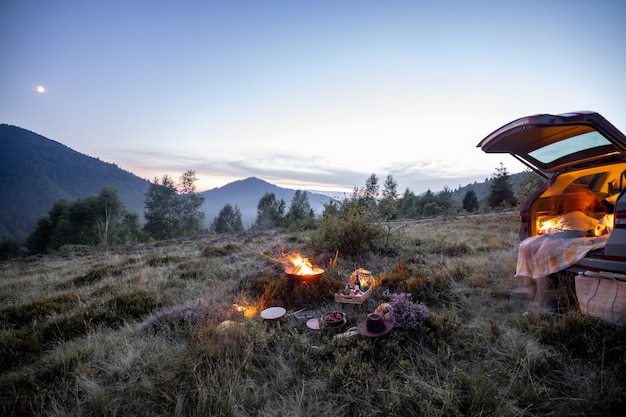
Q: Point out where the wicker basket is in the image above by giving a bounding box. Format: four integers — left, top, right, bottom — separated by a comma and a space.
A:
575, 272, 626, 324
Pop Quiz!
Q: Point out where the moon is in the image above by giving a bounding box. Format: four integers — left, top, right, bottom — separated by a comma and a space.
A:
37, 86, 45, 93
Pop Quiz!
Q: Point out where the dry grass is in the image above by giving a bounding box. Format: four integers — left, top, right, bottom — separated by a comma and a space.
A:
1, 213, 625, 416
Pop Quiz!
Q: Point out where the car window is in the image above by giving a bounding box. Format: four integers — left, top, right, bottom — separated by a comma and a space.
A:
529, 131, 612, 164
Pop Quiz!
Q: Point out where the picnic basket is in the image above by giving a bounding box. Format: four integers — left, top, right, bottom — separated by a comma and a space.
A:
575, 271, 626, 324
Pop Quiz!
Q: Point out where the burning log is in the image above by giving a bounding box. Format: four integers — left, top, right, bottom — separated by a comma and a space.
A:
283, 252, 324, 286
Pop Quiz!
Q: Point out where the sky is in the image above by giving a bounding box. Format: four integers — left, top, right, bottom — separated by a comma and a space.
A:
2, 0, 625, 195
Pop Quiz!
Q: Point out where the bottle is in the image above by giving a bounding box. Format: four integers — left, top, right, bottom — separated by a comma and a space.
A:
354, 271, 360, 291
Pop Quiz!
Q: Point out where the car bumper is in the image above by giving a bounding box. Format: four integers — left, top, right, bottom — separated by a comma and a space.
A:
567, 254, 626, 275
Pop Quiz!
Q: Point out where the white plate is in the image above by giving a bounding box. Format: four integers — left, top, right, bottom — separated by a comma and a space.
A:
306, 318, 320, 330
260, 307, 286, 320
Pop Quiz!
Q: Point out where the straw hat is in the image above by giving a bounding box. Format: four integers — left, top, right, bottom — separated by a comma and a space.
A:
357, 313, 394, 337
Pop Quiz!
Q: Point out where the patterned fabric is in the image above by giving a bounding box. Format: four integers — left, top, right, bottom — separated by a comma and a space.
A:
516, 234, 610, 279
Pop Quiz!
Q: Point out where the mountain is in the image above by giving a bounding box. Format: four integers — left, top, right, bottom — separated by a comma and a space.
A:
0, 124, 151, 242
0, 123, 525, 243
0, 125, 334, 241
451, 172, 527, 203
200, 177, 334, 228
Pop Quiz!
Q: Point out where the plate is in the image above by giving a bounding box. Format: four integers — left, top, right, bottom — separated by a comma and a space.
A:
306, 318, 320, 330
260, 307, 286, 320
321, 311, 345, 325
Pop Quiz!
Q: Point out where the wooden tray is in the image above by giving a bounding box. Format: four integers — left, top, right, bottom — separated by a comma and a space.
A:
334, 287, 372, 305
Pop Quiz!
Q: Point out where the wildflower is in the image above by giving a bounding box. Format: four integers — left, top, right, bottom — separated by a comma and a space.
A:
389, 293, 429, 331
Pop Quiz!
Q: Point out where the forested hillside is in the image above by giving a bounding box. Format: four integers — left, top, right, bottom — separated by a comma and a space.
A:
0, 124, 150, 241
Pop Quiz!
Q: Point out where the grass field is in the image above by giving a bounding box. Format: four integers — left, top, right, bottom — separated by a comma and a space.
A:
1, 213, 625, 416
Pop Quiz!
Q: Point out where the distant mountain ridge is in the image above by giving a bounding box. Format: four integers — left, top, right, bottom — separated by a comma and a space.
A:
199, 177, 333, 228
0, 124, 522, 242
0, 125, 333, 241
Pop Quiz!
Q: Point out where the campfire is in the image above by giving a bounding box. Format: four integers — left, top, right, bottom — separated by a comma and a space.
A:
283, 252, 324, 283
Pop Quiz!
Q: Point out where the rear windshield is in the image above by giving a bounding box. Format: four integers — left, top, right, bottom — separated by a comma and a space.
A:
529, 131, 612, 164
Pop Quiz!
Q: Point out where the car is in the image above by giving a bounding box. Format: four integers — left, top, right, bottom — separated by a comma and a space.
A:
477, 111, 626, 275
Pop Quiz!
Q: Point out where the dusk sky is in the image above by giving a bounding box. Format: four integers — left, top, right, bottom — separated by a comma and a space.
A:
2, 1, 625, 195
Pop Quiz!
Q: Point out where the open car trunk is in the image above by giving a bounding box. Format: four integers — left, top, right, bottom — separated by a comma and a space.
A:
477, 111, 626, 275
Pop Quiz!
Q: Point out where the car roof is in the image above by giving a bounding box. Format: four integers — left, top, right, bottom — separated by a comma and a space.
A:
477, 111, 626, 175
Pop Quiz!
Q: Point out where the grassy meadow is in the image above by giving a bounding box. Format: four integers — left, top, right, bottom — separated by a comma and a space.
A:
1, 213, 625, 416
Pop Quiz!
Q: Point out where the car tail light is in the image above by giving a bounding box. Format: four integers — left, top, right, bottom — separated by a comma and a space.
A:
519, 211, 528, 223
614, 210, 626, 228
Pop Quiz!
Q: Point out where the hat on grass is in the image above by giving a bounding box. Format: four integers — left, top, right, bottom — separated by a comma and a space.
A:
357, 313, 394, 337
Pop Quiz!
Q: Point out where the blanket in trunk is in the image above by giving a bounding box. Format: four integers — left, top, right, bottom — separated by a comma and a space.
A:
516, 234, 609, 279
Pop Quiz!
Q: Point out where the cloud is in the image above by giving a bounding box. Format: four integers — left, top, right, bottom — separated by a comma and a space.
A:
99, 146, 510, 195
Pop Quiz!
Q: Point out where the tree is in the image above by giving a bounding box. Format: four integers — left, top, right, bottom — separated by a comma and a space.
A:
177, 170, 205, 236
422, 201, 439, 217
462, 189, 479, 212
364, 173, 379, 200
397, 188, 420, 219
351, 173, 380, 220
285, 190, 315, 230
435, 186, 456, 214
0, 238, 21, 260
363, 173, 380, 215
143, 175, 180, 240
254, 192, 286, 229
515, 168, 544, 204
211, 204, 244, 233
93, 186, 125, 246
143, 171, 205, 240
378, 174, 400, 249
379, 175, 398, 221
420, 189, 437, 217
487, 163, 517, 208
25, 187, 137, 253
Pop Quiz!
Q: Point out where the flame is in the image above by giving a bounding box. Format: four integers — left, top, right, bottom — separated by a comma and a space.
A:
285, 253, 324, 276
233, 302, 258, 319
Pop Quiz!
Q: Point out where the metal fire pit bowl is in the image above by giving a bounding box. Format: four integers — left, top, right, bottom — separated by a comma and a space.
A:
284, 267, 324, 283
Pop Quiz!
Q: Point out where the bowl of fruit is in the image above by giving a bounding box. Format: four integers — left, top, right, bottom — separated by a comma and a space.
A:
321, 310, 345, 328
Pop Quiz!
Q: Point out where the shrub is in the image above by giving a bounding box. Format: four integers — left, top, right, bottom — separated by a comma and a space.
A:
65, 264, 131, 287
143, 300, 232, 335
201, 243, 240, 257
40, 289, 162, 344
308, 209, 384, 257
389, 292, 430, 332
0, 329, 41, 372
0, 291, 85, 327
377, 259, 451, 307
146, 255, 184, 266
533, 312, 626, 363
249, 271, 343, 310
0, 238, 21, 260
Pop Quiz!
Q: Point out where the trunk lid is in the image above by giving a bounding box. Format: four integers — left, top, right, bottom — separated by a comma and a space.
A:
477, 111, 626, 178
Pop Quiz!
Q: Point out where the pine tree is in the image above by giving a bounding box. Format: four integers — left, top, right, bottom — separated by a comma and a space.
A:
285, 190, 315, 230
254, 192, 286, 229
211, 204, 243, 233
462, 189, 479, 212
487, 163, 517, 208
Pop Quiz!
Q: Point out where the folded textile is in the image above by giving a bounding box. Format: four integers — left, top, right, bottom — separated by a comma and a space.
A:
516, 234, 609, 279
